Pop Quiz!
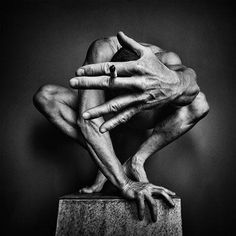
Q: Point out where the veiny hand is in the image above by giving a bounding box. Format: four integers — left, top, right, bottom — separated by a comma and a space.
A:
70, 32, 181, 132
122, 180, 175, 222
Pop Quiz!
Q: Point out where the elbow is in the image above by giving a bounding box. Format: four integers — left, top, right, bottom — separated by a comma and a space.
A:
180, 68, 200, 105
190, 92, 210, 121
187, 68, 200, 96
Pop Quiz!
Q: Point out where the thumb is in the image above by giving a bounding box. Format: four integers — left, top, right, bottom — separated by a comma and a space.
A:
117, 31, 145, 56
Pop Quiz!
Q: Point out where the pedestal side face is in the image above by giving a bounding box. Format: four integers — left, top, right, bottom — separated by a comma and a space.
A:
56, 196, 182, 236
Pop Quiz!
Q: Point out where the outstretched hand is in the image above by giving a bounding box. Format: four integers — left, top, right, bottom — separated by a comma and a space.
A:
122, 180, 175, 222
70, 32, 181, 133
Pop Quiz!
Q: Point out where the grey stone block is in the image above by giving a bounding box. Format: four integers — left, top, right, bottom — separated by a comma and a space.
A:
55, 193, 182, 236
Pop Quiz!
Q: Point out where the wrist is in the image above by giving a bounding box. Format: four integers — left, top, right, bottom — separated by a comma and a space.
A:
119, 175, 132, 192
131, 155, 145, 167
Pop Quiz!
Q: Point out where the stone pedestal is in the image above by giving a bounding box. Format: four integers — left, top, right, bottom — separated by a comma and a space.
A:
55, 193, 182, 236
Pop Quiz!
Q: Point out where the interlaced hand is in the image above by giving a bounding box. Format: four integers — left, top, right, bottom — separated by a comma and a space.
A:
70, 32, 181, 133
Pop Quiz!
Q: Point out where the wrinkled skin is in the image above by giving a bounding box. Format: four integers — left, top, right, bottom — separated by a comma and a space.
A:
33, 32, 209, 222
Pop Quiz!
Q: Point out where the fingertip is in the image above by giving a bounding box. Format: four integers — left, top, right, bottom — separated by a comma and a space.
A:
69, 78, 77, 87
138, 210, 144, 221
139, 215, 144, 221
117, 31, 126, 45
76, 68, 85, 76
167, 190, 176, 196
170, 200, 175, 208
152, 215, 157, 223
117, 31, 124, 37
82, 112, 90, 119
100, 126, 107, 133
151, 209, 157, 222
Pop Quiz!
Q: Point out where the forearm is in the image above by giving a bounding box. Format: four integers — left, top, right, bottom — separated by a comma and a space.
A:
131, 132, 168, 166
78, 105, 128, 190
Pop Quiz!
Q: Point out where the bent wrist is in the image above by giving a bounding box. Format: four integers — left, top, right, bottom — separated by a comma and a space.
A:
131, 155, 145, 167
119, 176, 132, 192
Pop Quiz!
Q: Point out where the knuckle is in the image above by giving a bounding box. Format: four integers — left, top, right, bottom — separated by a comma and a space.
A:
103, 77, 110, 87
160, 190, 165, 195
120, 115, 128, 123
191, 92, 210, 119
102, 62, 111, 74
136, 77, 148, 90
137, 192, 143, 198
144, 47, 152, 54
135, 61, 145, 74
109, 103, 119, 112
143, 93, 152, 102
85, 66, 93, 75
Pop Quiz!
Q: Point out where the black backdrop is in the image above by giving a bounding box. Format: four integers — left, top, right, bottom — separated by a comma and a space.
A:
1, 0, 235, 235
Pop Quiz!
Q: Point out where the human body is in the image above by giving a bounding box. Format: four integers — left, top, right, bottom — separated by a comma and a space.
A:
34, 32, 209, 221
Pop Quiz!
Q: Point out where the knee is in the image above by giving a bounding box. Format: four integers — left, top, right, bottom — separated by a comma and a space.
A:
84, 37, 116, 64
33, 84, 58, 112
189, 92, 210, 120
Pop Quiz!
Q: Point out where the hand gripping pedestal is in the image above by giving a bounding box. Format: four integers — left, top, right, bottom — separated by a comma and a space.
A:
55, 193, 182, 236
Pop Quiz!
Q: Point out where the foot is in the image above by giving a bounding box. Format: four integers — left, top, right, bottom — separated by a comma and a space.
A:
79, 158, 149, 193
79, 170, 106, 193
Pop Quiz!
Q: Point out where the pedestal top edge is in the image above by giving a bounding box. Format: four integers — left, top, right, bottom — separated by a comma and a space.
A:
59, 193, 180, 200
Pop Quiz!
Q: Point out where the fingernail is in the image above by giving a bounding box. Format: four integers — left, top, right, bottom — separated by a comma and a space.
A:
77, 68, 84, 76
139, 216, 144, 221
83, 112, 90, 119
100, 127, 106, 133
69, 78, 77, 87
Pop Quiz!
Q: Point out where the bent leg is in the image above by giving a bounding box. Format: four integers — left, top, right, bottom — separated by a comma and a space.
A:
34, 84, 108, 193
131, 92, 210, 167
33, 84, 86, 147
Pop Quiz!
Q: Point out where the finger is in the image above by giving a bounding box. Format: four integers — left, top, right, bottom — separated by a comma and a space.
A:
70, 76, 140, 90
153, 189, 175, 207
99, 105, 142, 133
151, 185, 176, 196
76, 61, 136, 76
145, 194, 157, 222
161, 187, 176, 196
117, 31, 146, 56
161, 191, 175, 207
137, 194, 145, 221
83, 93, 149, 119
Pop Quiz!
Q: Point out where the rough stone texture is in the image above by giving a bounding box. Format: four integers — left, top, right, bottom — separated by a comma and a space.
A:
55, 193, 182, 236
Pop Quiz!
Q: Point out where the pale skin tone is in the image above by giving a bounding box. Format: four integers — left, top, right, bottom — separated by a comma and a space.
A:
33, 32, 209, 222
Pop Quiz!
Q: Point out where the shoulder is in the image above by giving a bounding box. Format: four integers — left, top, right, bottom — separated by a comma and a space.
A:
160, 51, 182, 66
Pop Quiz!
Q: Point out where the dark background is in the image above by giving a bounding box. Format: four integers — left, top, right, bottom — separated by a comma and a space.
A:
1, 0, 235, 235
